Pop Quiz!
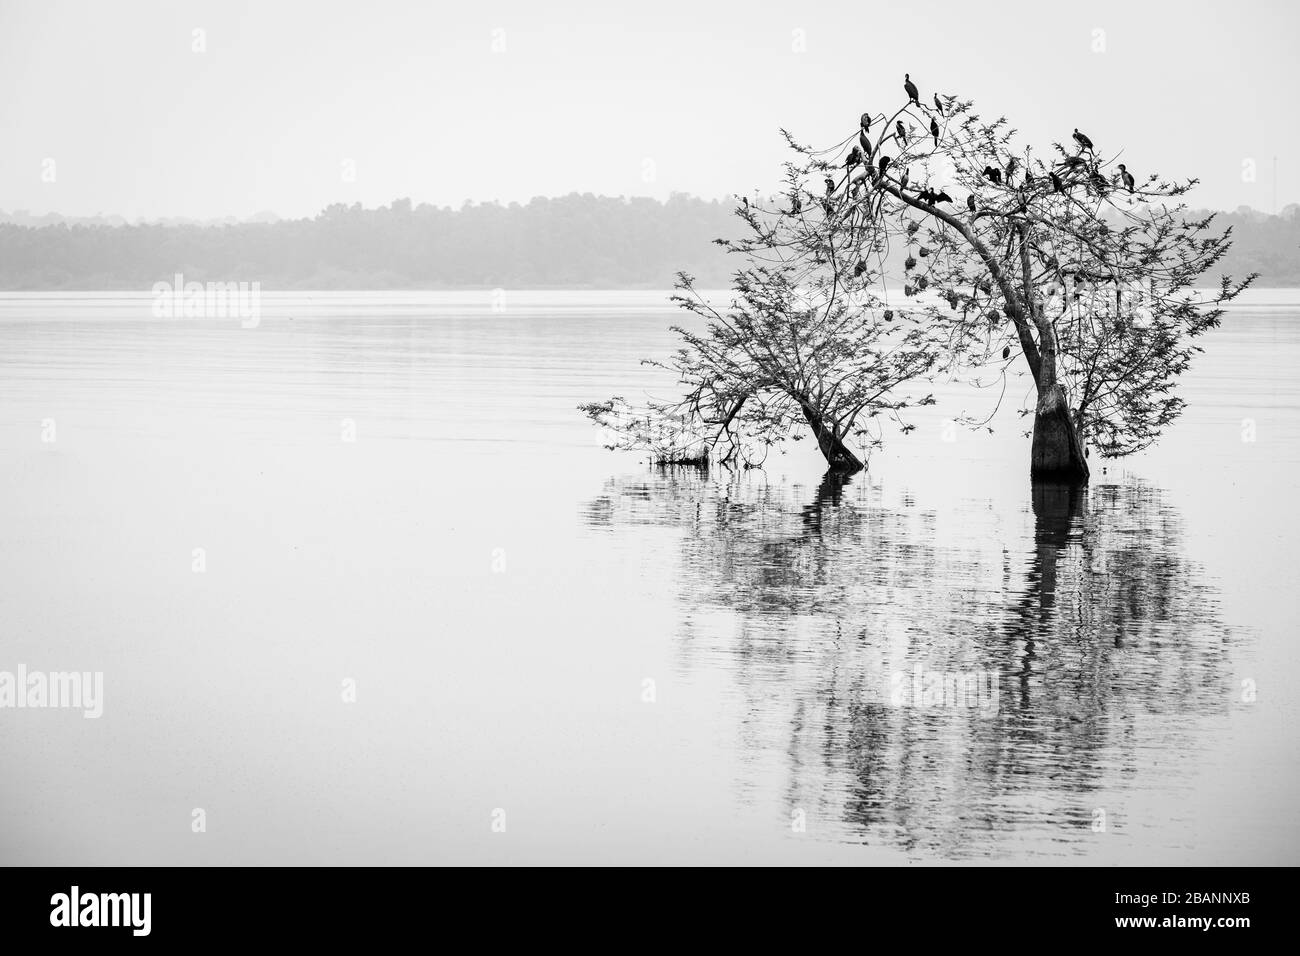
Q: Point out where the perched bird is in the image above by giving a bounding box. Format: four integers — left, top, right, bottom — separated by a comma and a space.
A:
917, 187, 936, 204
967, 193, 977, 212
933, 189, 953, 204
860, 112, 872, 132
1118, 163, 1135, 193
859, 130, 873, 158
1005, 156, 1019, 182
899, 167, 910, 190
1002, 345, 1011, 360
1089, 167, 1109, 193
790, 192, 802, 215
1062, 155, 1087, 169
855, 259, 867, 277
896, 121, 908, 146
878, 155, 891, 176
742, 196, 748, 209
847, 146, 863, 169
824, 176, 836, 196
933, 93, 944, 115
930, 117, 940, 147
982, 166, 1002, 185
1049, 171, 1065, 193
1073, 127, 1094, 152
904, 73, 920, 106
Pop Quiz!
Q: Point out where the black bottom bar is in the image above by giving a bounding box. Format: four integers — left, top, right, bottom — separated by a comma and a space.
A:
0, 865, 1279, 943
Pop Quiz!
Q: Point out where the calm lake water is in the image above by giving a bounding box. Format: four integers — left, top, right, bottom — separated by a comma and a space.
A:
0, 289, 1296, 865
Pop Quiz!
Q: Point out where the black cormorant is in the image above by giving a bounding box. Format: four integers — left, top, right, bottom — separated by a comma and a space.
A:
860, 112, 872, 132
1073, 128, 1094, 152
933, 93, 943, 115
967, 193, 976, 212
930, 118, 940, 147
1118, 163, 1135, 193
904, 73, 919, 106
896, 121, 908, 146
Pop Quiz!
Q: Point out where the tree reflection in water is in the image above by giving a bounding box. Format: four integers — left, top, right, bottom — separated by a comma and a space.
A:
583, 468, 1239, 857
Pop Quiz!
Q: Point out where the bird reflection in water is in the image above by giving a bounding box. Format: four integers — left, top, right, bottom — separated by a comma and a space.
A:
584, 467, 1240, 857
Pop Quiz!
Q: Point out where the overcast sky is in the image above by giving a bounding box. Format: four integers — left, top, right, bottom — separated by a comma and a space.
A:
1, 0, 1295, 219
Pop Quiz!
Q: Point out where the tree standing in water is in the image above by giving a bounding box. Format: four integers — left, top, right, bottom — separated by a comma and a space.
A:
585, 75, 1253, 480
822, 75, 1254, 480
581, 163, 946, 472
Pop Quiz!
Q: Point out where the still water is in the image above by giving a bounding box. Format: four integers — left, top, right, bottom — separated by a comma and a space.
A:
0, 290, 1296, 864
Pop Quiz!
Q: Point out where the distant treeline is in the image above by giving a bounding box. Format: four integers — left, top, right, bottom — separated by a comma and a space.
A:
0, 195, 1296, 290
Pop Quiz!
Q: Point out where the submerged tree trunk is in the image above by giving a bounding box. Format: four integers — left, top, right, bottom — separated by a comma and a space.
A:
1020, 292, 1089, 484
1030, 382, 1089, 482
800, 403, 864, 472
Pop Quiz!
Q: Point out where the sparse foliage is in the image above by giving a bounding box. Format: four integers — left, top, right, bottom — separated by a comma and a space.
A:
582, 181, 945, 469
586, 82, 1254, 478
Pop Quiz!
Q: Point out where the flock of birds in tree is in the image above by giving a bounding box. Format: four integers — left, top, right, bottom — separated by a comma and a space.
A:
797, 73, 1139, 225
724, 74, 1149, 358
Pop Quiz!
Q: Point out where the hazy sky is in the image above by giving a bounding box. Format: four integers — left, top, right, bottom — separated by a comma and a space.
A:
1, 0, 1296, 219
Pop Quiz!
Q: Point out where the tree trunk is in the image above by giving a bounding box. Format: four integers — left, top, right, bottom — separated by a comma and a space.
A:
1030, 383, 1089, 483
800, 404, 864, 473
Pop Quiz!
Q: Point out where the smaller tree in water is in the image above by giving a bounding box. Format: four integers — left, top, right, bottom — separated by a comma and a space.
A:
581, 184, 944, 471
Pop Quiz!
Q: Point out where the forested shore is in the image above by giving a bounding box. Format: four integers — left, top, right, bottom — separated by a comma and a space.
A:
1, 194, 1296, 290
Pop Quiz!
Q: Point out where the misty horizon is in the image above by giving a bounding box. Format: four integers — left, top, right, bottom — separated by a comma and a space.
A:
3, 192, 1299, 229
4, 191, 1297, 289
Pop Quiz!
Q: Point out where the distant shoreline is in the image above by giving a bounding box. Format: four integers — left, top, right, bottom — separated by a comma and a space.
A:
4, 195, 1296, 291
